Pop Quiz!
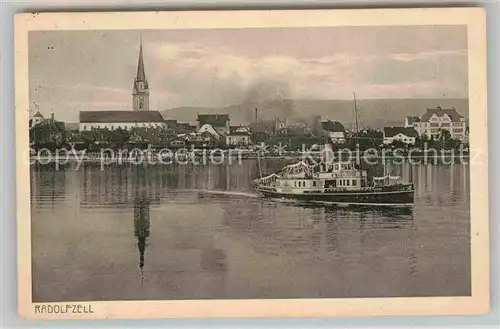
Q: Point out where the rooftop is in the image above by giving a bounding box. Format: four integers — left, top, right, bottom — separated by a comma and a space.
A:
228, 126, 250, 136
197, 114, 229, 127
32, 111, 44, 118
384, 126, 418, 138
405, 116, 421, 125
420, 107, 464, 122
321, 120, 345, 132
79, 110, 164, 123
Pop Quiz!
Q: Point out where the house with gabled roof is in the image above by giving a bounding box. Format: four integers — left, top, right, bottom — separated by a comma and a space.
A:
404, 115, 420, 128
321, 120, 346, 144
30, 111, 45, 128
413, 106, 467, 141
383, 127, 418, 145
226, 126, 251, 146
196, 114, 230, 135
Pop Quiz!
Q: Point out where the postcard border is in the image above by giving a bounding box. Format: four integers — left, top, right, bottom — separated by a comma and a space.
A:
14, 7, 489, 319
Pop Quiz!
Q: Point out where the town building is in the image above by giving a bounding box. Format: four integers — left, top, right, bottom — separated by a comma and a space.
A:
177, 123, 197, 134
78, 38, 166, 133
196, 114, 230, 135
226, 126, 251, 146
404, 116, 420, 128
412, 107, 467, 141
132, 38, 149, 111
198, 123, 223, 140
274, 117, 288, 135
383, 127, 418, 145
79, 111, 165, 131
30, 110, 45, 128
321, 120, 346, 143
29, 114, 66, 146
165, 119, 197, 135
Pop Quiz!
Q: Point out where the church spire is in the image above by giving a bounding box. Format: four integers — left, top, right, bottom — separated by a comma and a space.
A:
133, 35, 150, 111
136, 36, 146, 82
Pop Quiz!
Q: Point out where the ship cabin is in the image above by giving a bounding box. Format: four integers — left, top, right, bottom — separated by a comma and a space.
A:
265, 160, 369, 193
317, 161, 369, 190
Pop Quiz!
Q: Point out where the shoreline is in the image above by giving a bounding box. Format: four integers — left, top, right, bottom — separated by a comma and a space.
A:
29, 154, 471, 163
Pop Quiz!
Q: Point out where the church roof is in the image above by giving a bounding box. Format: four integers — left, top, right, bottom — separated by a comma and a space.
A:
79, 111, 164, 123
136, 39, 146, 82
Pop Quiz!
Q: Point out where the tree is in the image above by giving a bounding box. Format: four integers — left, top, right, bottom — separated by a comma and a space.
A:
29, 120, 67, 149
440, 129, 451, 141
389, 140, 407, 150
351, 129, 383, 150
444, 137, 460, 150
438, 129, 453, 150
110, 128, 130, 149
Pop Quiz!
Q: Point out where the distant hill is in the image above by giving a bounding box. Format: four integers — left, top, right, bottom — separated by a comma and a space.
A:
161, 98, 469, 129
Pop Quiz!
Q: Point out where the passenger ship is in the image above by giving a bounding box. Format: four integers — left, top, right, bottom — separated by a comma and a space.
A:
253, 93, 415, 206
254, 158, 414, 206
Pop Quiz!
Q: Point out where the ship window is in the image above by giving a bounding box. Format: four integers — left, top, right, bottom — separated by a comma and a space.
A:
352, 179, 357, 186
346, 180, 350, 186
294, 181, 297, 187
339, 180, 342, 186
313, 181, 317, 187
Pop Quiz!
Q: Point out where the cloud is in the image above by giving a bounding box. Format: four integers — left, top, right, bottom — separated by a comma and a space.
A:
389, 49, 467, 62
64, 84, 130, 95
148, 39, 467, 103
28, 27, 468, 122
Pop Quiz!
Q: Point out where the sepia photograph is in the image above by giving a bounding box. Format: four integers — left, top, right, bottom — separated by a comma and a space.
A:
15, 8, 489, 319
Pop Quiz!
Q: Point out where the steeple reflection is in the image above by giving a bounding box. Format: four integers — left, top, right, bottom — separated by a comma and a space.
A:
133, 192, 150, 282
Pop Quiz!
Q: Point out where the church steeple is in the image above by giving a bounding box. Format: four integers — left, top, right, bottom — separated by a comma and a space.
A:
136, 37, 146, 82
133, 35, 150, 111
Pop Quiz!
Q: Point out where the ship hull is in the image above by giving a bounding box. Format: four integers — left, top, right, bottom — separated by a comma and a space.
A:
257, 186, 414, 206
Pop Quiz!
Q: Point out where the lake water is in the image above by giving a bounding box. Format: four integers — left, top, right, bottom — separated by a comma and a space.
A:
30, 160, 471, 302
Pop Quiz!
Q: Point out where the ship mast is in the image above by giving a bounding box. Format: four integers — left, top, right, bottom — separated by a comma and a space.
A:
353, 92, 362, 171
353, 92, 359, 137
257, 144, 263, 179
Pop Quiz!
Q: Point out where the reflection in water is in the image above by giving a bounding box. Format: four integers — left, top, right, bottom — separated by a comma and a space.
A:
133, 193, 150, 284
31, 160, 471, 301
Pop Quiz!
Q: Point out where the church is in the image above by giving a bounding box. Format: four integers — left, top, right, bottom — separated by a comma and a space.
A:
79, 39, 166, 132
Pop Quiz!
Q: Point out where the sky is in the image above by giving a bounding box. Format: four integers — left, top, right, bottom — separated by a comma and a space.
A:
28, 25, 468, 122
